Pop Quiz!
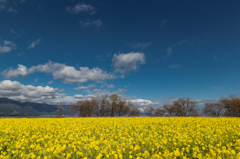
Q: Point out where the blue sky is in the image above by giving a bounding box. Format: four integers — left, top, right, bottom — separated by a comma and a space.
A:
0, 0, 240, 110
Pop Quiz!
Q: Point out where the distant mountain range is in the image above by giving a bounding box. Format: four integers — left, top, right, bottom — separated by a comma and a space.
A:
0, 98, 72, 117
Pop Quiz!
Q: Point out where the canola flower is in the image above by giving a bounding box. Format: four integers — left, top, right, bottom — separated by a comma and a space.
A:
0, 117, 240, 159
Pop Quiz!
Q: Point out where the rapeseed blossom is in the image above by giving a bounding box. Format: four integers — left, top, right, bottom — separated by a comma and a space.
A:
0, 117, 239, 158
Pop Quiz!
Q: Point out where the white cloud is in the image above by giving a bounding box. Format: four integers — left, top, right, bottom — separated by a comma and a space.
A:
2, 64, 29, 78
10, 29, 21, 37
74, 94, 95, 100
7, 7, 17, 13
34, 78, 38, 83
0, 0, 7, 11
165, 40, 188, 58
0, 0, 7, 4
166, 47, 173, 57
2, 61, 116, 83
130, 42, 151, 50
169, 64, 180, 68
0, 40, 16, 54
73, 84, 96, 90
117, 88, 127, 94
112, 52, 145, 74
124, 83, 130, 88
66, 3, 95, 15
0, 5, 5, 11
47, 80, 53, 85
20, 0, 26, 3
74, 94, 83, 98
0, 1, 17, 13
129, 99, 157, 106
0, 80, 76, 105
160, 20, 167, 29
107, 84, 115, 88
27, 39, 41, 49
79, 19, 103, 27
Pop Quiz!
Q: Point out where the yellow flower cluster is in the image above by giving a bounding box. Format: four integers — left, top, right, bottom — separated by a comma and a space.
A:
0, 117, 240, 159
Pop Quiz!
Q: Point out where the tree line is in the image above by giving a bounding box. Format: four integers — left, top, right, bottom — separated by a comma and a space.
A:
69, 94, 140, 117
56, 94, 240, 117
145, 95, 240, 117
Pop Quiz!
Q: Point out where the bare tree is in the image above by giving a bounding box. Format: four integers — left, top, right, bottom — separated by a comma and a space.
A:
143, 106, 154, 116
70, 101, 87, 117
162, 98, 199, 117
129, 106, 140, 116
70, 94, 140, 117
89, 98, 99, 117
202, 103, 224, 117
56, 106, 65, 117
172, 98, 199, 116
219, 95, 240, 117
110, 94, 121, 117
100, 95, 111, 117
163, 104, 175, 116
154, 107, 166, 116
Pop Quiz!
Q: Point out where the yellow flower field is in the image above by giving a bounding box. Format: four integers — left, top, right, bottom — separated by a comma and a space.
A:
0, 117, 240, 159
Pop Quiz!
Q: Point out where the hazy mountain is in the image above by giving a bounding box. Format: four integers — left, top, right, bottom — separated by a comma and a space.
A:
0, 98, 72, 117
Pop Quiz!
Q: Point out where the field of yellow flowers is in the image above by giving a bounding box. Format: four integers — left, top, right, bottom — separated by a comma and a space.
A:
0, 117, 240, 159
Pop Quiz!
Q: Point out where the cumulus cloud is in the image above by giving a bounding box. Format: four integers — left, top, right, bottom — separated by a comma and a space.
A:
2, 64, 29, 78
73, 84, 96, 90
129, 99, 158, 107
79, 19, 102, 27
66, 3, 95, 15
0, 80, 76, 105
74, 94, 83, 98
130, 42, 151, 50
74, 94, 96, 100
2, 61, 116, 83
27, 39, 41, 49
112, 52, 145, 74
0, 40, 16, 54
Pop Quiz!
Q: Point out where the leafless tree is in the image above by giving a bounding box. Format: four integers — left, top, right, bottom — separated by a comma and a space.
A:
154, 107, 166, 116
129, 106, 140, 116
163, 104, 175, 116
70, 94, 141, 117
202, 102, 225, 117
110, 94, 121, 117
219, 95, 240, 117
100, 95, 111, 117
70, 101, 87, 117
162, 98, 199, 117
70, 98, 98, 117
56, 106, 65, 117
172, 98, 199, 116
143, 106, 154, 116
